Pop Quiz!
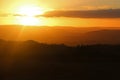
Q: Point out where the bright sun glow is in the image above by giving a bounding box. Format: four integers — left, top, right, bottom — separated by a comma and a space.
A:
17, 5, 47, 16
16, 5, 54, 26
17, 17, 40, 26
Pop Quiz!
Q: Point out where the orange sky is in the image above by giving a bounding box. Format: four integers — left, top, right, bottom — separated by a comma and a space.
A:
0, 0, 120, 27
0, 0, 120, 13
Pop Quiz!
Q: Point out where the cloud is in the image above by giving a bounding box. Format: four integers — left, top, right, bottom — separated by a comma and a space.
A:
79, 5, 112, 10
0, 14, 27, 17
1, 9, 120, 18
40, 9, 120, 18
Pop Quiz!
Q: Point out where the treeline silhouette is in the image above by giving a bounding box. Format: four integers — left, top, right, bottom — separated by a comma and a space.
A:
0, 39, 120, 80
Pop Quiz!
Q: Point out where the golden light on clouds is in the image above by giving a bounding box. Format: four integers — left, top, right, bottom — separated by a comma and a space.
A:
17, 5, 51, 16
14, 4, 54, 26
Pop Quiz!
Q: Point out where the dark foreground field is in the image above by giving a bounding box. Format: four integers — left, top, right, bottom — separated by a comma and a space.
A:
0, 40, 120, 80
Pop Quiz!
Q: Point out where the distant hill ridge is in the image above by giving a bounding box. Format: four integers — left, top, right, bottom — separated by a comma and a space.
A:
0, 25, 120, 45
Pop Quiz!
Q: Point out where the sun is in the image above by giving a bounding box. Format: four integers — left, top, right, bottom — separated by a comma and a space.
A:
17, 5, 46, 16
16, 4, 53, 26
16, 5, 46, 26
16, 5, 54, 26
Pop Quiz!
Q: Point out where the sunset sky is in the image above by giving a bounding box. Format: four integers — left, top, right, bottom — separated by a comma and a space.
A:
1, 0, 120, 13
0, 0, 120, 27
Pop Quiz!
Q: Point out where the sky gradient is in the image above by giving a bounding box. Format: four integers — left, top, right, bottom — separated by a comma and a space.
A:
1, 0, 120, 13
0, 0, 120, 27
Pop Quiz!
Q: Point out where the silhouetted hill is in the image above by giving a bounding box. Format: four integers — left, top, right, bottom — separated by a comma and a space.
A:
0, 40, 120, 80
81, 30, 120, 44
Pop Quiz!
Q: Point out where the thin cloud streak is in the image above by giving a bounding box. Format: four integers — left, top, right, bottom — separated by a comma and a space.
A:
0, 14, 29, 17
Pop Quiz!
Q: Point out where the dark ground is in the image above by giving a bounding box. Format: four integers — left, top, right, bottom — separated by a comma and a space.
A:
0, 40, 119, 80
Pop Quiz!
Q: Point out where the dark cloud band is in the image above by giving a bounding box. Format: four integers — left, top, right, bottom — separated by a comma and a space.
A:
41, 9, 120, 18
